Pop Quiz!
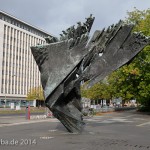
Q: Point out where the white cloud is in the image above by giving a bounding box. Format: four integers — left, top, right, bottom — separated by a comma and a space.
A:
0, 0, 150, 36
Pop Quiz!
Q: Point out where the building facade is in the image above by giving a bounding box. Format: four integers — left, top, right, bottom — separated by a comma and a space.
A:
0, 11, 52, 107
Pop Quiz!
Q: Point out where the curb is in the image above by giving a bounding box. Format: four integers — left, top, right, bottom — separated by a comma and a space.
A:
30, 115, 54, 120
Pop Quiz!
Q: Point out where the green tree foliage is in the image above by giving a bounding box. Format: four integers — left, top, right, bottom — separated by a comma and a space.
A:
126, 7, 150, 35
109, 8, 150, 106
81, 8, 150, 107
27, 86, 44, 101
107, 66, 138, 105
81, 82, 105, 100
81, 79, 115, 101
123, 8, 150, 106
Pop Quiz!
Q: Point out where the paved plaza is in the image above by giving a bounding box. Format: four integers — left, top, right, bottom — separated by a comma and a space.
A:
0, 110, 150, 150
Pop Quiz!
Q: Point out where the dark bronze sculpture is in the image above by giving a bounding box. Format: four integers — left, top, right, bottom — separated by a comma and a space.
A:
31, 15, 150, 133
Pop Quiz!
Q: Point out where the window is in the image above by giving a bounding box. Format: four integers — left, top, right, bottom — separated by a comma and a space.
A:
2, 60, 5, 66
3, 51, 5, 57
3, 43, 5, 48
10, 36, 13, 41
4, 34, 6, 39
10, 45, 12, 50
2, 70, 4, 75
14, 29, 16, 36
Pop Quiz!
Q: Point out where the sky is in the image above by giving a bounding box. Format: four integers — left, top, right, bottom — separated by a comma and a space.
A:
0, 0, 150, 37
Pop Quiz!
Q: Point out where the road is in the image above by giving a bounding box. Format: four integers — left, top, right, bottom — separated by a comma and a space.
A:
0, 110, 150, 150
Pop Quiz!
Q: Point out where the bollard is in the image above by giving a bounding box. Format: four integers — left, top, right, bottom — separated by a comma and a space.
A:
26, 106, 28, 119
28, 105, 30, 120
26, 105, 30, 120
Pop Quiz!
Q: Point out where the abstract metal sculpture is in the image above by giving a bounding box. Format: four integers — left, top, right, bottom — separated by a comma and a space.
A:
31, 15, 150, 133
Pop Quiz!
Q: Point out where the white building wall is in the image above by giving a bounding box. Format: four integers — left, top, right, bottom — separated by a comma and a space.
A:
0, 21, 4, 94
0, 17, 48, 100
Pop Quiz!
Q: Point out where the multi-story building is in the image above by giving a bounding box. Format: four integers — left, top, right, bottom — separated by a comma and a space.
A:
0, 10, 52, 107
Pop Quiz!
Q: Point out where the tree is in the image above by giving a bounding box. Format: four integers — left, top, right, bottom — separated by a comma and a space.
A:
81, 79, 115, 104
107, 66, 136, 105
81, 8, 150, 108
126, 7, 150, 35
109, 8, 150, 106
27, 86, 44, 101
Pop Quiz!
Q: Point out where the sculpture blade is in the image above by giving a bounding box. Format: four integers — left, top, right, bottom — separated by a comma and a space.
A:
31, 36, 89, 100
31, 16, 150, 133
82, 22, 150, 88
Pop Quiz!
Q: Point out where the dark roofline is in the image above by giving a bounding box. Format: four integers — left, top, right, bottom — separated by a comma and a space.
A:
0, 10, 56, 37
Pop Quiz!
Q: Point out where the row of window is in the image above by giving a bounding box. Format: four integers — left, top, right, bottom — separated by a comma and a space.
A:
1, 87, 27, 95
1, 24, 42, 95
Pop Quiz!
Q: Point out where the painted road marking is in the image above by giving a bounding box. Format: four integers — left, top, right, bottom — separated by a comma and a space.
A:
0, 116, 24, 119
0, 119, 59, 128
137, 121, 150, 127
40, 136, 54, 139
123, 115, 136, 118
85, 117, 133, 124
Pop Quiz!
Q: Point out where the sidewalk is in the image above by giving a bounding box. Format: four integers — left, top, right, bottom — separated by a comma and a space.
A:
0, 115, 58, 128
